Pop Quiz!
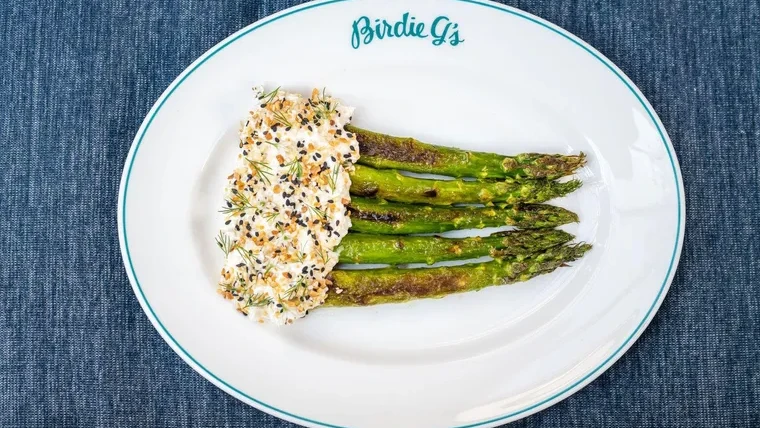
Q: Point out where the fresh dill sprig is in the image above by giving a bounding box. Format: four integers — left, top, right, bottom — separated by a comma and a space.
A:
295, 242, 307, 263
326, 164, 340, 193
317, 248, 330, 265
284, 157, 303, 178
235, 247, 257, 269
314, 87, 339, 120
218, 278, 237, 294
221, 272, 246, 295
263, 211, 279, 223
257, 86, 280, 105
243, 293, 273, 309
272, 109, 293, 128
283, 276, 308, 300
262, 263, 275, 277
307, 204, 328, 221
220, 191, 254, 215
215, 231, 237, 257
245, 158, 273, 185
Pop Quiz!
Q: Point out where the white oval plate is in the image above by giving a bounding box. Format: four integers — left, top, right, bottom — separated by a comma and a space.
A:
118, 0, 685, 426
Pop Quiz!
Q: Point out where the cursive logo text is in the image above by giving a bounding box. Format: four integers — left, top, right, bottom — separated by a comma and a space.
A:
351, 13, 464, 49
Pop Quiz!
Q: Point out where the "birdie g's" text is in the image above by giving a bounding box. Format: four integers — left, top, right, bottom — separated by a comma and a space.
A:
351, 13, 465, 49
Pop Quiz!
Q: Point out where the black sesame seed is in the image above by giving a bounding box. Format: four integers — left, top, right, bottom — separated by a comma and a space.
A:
224, 220, 231, 225
347, 132, 353, 138
274, 137, 280, 143
349, 145, 355, 151
330, 156, 336, 162
307, 125, 313, 132
343, 153, 351, 158
256, 141, 262, 146
336, 129, 342, 136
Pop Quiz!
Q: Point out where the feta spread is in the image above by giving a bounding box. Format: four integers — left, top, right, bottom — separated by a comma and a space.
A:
216, 87, 359, 324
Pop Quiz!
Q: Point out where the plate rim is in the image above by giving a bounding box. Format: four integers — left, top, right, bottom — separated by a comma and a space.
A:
117, 0, 686, 426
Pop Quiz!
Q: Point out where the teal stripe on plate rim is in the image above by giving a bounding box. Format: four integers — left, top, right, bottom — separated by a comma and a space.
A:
119, 0, 684, 426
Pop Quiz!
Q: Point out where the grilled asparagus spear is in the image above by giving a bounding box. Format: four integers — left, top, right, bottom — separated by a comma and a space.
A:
337, 229, 573, 264
348, 197, 578, 234
346, 125, 586, 180
350, 164, 581, 205
325, 244, 591, 306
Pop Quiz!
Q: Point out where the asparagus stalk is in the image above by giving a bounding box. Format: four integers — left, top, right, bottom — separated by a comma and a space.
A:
348, 197, 578, 234
350, 164, 581, 206
325, 244, 591, 306
337, 229, 574, 265
346, 125, 586, 180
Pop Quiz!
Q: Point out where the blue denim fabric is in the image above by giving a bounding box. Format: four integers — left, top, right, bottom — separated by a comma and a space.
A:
0, 0, 758, 427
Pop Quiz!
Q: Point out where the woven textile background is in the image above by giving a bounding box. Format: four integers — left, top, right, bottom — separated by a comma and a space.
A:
1, 0, 758, 426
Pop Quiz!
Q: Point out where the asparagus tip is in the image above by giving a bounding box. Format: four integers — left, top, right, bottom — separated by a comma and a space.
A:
555, 178, 583, 197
